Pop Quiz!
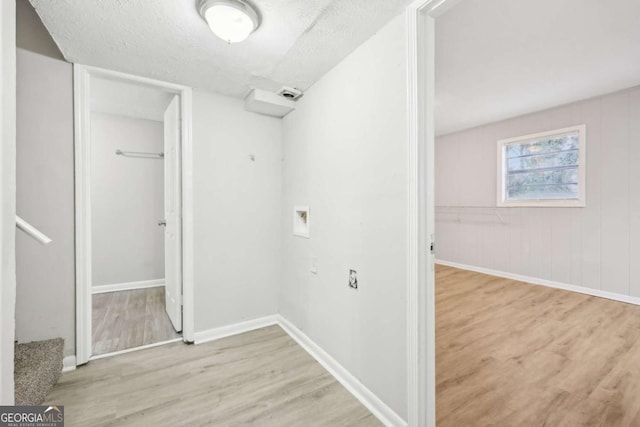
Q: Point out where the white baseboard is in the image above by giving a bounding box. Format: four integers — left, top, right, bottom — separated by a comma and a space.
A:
436, 259, 640, 306
62, 355, 76, 373
276, 315, 407, 427
92, 279, 165, 294
193, 315, 279, 345
193, 315, 406, 427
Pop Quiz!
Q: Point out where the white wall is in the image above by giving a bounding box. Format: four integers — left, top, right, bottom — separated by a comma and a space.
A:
15, 49, 75, 356
0, 0, 16, 405
436, 86, 640, 298
280, 14, 408, 420
192, 90, 282, 332
91, 112, 164, 287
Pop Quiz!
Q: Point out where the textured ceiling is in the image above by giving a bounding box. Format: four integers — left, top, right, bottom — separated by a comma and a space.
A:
436, 0, 640, 135
31, 0, 412, 98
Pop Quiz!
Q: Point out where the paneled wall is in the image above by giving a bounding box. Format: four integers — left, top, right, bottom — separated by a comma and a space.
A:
435, 86, 640, 297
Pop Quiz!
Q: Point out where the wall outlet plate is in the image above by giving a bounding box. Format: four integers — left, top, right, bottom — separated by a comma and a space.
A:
348, 269, 358, 289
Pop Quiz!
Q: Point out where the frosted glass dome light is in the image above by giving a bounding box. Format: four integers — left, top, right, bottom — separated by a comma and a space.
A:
199, 0, 260, 44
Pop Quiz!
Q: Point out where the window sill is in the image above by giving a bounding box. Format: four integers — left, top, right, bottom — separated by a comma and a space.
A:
496, 199, 585, 208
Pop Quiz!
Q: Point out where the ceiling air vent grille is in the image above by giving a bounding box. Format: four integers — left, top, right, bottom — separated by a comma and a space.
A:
277, 87, 303, 101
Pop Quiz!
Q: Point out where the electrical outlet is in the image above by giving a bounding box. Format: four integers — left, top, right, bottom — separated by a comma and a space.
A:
311, 257, 318, 274
348, 269, 358, 289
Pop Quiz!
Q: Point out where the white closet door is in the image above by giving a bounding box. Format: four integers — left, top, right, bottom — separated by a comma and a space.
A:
163, 95, 182, 332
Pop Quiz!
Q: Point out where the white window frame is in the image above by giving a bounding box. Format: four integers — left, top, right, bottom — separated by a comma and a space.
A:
496, 124, 586, 208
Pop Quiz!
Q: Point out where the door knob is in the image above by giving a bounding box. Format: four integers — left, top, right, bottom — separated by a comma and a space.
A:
158, 220, 167, 227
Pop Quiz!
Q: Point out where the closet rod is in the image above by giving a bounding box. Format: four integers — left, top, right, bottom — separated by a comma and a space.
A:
115, 149, 164, 159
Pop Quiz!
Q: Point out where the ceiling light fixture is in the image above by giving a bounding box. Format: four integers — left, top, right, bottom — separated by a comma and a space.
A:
199, 0, 260, 44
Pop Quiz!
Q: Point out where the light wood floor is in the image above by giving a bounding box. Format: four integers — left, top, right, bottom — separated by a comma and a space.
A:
92, 287, 181, 356
437, 264, 640, 426
46, 325, 379, 426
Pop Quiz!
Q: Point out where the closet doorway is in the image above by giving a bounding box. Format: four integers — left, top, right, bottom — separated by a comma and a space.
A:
74, 65, 194, 364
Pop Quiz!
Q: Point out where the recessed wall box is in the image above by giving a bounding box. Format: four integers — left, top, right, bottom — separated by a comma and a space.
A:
293, 206, 310, 238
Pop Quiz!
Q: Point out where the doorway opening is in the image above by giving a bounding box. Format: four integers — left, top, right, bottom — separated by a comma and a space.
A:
74, 65, 194, 364
411, 0, 640, 425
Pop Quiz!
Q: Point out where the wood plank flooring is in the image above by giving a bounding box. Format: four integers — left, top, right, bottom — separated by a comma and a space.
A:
46, 325, 380, 426
57, 265, 640, 425
437, 264, 640, 426
92, 287, 181, 356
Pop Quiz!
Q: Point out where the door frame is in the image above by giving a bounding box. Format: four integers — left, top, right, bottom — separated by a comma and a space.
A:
73, 64, 194, 365
406, 0, 460, 425
0, 0, 17, 405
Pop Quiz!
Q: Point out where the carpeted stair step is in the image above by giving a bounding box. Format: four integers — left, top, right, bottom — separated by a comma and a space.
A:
14, 338, 64, 405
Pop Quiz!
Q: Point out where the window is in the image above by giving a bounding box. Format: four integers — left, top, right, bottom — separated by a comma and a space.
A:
497, 125, 586, 207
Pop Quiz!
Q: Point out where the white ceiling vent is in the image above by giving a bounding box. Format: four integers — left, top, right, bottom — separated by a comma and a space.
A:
245, 89, 296, 118
277, 87, 304, 101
